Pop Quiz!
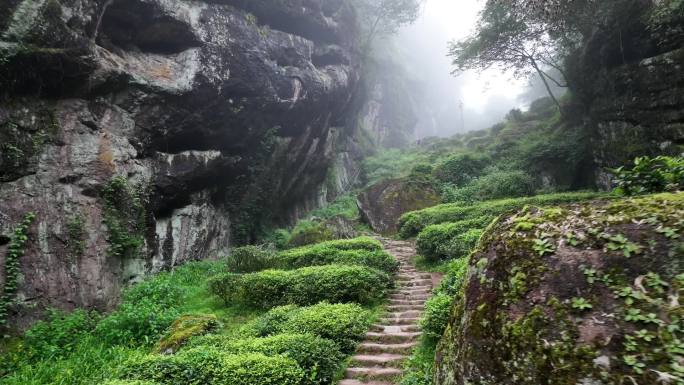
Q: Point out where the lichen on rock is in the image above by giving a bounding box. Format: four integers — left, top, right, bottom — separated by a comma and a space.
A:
435, 193, 684, 385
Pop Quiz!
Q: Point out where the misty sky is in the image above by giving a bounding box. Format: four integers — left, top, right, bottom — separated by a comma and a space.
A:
397, 0, 536, 138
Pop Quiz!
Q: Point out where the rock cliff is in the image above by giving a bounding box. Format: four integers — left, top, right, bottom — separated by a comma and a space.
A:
0, 0, 365, 328
567, 4, 684, 188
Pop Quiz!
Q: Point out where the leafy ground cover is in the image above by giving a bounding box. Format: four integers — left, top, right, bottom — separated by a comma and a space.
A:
0, 236, 388, 385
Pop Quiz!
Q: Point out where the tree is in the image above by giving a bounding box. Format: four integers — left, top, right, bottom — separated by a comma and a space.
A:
448, 0, 578, 112
354, 0, 423, 53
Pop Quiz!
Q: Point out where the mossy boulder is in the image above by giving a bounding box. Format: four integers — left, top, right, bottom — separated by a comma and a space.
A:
155, 314, 219, 354
357, 178, 440, 234
435, 193, 684, 385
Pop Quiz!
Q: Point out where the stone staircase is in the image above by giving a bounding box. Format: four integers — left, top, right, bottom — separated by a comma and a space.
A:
340, 239, 436, 385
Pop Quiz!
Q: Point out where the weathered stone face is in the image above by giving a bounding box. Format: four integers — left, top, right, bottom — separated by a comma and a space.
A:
565, 6, 684, 188
434, 194, 684, 385
0, 0, 363, 328
357, 178, 440, 234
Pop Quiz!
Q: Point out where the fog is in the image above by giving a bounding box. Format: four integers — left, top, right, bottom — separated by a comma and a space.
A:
395, 0, 556, 138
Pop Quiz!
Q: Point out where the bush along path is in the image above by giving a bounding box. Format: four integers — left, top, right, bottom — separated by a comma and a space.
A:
341, 238, 437, 385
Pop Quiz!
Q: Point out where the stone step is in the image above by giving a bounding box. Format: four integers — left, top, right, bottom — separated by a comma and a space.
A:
394, 283, 432, 290
370, 324, 421, 332
386, 304, 424, 311
392, 288, 431, 295
389, 299, 425, 305
350, 353, 407, 368
345, 367, 403, 382
378, 317, 420, 325
339, 380, 393, 385
357, 341, 419, 354
397, 274, 432, 280
389, 294, 429, 301
395, 279, 433, 286
365, 331, 422, 343
386, 310, 422, 318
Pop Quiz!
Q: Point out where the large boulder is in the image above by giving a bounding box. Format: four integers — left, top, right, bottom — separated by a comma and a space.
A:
357, 178, 440, 234
435, 193, 683, 385
0, 0, 363, 329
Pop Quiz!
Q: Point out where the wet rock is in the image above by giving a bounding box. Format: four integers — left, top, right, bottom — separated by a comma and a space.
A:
0, 0, 363, 329
357, 179, 440, 234
434, 193, 684, 385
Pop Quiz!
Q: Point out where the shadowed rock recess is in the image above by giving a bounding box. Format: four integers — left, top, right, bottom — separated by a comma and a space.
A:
0, 0, 368, 328
342, 238, 438, 385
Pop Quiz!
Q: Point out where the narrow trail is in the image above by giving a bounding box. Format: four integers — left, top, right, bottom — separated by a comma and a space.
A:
340, 238, 438, 385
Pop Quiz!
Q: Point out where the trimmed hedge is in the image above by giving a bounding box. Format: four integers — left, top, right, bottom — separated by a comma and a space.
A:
186, 333, 343, 385
209, 265, 391, 308
399, 191, 605, 238
225, 245, 275, 273
101, 381, 160, 385
125, 349, 304, 385
248, 303, 373, 353
275, 247, 398, 273
420, 293, 452, 341
287, 237, 383, 252
416, 217, 493, 261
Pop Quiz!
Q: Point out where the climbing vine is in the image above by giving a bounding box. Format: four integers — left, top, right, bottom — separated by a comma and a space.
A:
66, 214, 86, 259
102, 176, 149, 259
0, 212, 36, 327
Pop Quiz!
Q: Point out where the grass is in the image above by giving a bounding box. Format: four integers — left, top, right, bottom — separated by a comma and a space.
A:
1, 236, 391, 385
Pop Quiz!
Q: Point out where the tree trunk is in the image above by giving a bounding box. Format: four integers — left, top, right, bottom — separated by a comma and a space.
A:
530, 57, 563, 114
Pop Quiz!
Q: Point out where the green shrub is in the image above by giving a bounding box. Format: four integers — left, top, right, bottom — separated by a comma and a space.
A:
92, 274, 189, 346
470, 170, 536, 201
207, 273, 242, 305
95, 302, 179, 347
276, 247, 397, 273
612, 156, 684, 195
224, 265, 391, 308
416, 217, 492, 261
231, 269, 291, 309
225, 245, 275, 273
308, 194, 359, 220
186, 333, 343, 385
435, 258, 470, 296
101, 380, 160, 385
248, 303, 372, 353
155, 314, 219, 353
432, 153, 490, 186
287, 220, 334, 247
290, 236, 383, 252
125, 349, 304, 385
263, 228, 291, 250
248, 305, 301, 336
439, 228, 483, 262
122, 277, 184, 309
21, 309, 100, 361
399, 191, 605, 237
420, 293, 452, 341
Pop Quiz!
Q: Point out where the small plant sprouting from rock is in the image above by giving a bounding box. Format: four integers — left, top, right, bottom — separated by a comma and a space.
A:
66, 214, 86, 258
570, 297, 592, 312
102, 176, 149, 259
604, 233, 642, 258
0, 212, 36, 328
532, 238, 554, 256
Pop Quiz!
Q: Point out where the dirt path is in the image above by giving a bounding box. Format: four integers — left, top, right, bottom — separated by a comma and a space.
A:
340, 238, 437, 385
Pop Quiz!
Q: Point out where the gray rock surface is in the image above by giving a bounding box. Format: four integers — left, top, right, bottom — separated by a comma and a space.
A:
357, 179, 440, 235
0, 0, 364, 329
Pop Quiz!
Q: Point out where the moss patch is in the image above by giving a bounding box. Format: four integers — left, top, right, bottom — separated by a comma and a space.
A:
155, 314, 219, 354
434, 193, 684, 385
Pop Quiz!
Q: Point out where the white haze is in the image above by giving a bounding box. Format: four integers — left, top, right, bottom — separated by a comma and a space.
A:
396, 0, 537, 138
